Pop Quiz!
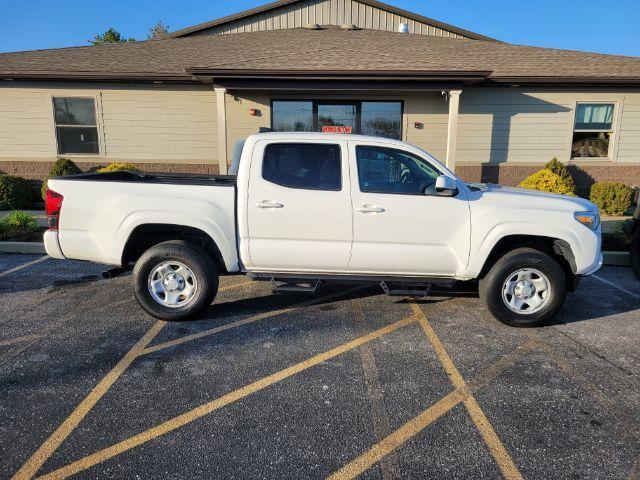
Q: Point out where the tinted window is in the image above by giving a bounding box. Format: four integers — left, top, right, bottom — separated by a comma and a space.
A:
361, 102, 402, 139
272, 101, 313, 132
356, 146, 440, 195
263, 143, 341, 191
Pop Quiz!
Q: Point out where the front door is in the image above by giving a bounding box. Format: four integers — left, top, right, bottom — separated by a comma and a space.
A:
348, 141, 471, 276
316, 102, 358, 134
246, 139, 353, 272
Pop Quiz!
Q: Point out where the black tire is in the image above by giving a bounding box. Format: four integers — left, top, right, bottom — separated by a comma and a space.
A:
132, 240, 219, 321
631, 229, 640, 280
479, 247, 567, 327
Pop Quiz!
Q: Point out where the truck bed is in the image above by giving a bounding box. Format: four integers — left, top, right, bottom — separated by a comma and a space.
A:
47, 171, 239, 269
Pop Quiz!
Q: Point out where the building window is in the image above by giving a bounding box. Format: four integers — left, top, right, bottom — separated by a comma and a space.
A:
271, 100, 403, 140
262, 143, 342, 191
53, 97, 100, 155
571, 103, 615, 158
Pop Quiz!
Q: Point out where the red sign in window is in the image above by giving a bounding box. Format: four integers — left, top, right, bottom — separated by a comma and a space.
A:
322, 126, 353, 134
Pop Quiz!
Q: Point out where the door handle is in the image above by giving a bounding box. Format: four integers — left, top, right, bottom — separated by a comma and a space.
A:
355, 205, 385, 214
254, 200, 284, 209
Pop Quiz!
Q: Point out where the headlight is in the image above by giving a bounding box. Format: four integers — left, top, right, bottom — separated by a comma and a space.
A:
574, 211, 600, 230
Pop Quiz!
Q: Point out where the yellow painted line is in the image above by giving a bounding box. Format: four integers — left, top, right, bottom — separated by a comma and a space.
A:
0, 255, 49, 278
38, 315, 417, 480
12, 276, 266, 479
12, 321, 166, 480
535, 337, 640, 440
328, 338, 537, 480
141, 287, 363, 356
411, 303, 523, 480
328, 389, 466, 480
0, 334, 42, 348
351, 299, 400, 480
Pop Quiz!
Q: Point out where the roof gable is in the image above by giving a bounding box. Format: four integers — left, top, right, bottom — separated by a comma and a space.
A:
167, 0, 497, 41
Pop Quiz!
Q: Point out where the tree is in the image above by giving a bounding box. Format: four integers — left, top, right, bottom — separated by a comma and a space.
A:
148, 21, 169, 39
90, 28, 136, 45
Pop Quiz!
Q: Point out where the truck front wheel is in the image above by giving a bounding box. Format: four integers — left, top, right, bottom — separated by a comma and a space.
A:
133, 240, 219, 321
479, 247, 567, 327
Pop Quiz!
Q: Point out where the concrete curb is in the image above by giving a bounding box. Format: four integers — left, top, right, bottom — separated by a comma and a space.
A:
602, 251, 631, 266
0, 242, 46, 254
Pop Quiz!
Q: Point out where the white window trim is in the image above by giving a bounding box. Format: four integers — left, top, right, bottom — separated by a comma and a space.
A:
51, 94, 104, 157
569, 101, 620, 162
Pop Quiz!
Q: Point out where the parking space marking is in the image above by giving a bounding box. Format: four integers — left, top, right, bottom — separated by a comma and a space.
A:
329, 336, 538, 480
37, 315, 417, 479
592, 274, 640, 300
532, 334, 640, 440
11, 321, 167, 480
140, 287, 364, 356
0, 255, 49, 278
328, 389, 466, 480
351, 299, 400, 480
0, 334, 42, 347
412, 303, 523, 480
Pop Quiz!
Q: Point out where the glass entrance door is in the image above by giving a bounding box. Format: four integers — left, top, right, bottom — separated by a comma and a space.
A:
317, 102, 358, 134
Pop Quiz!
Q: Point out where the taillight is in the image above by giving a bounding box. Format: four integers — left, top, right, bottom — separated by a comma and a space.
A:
45, 188, 64, 230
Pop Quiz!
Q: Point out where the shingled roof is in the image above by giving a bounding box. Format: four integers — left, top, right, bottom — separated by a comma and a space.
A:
1, 27, 640, 85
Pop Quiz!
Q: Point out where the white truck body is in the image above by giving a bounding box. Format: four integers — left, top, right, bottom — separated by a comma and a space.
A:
45, 132, 602, 279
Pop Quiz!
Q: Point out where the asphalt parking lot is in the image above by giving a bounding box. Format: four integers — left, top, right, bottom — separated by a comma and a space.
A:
1, 254, 639, 480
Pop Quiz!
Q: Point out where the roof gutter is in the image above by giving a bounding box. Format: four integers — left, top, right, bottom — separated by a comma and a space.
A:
186, 68, 493, 83
0, 71, 201, 83
487, 76, 640, 86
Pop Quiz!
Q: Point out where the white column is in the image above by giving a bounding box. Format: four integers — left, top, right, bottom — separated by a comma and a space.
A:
214, 87, 228, 175
445, 89, 462, 172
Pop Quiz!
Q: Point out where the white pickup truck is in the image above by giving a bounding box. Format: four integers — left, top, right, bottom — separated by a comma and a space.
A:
44, 133, 602, 327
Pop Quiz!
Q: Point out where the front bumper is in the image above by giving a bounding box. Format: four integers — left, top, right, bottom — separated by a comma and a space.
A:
582, 252, 604, 276
43, 230, 65, 259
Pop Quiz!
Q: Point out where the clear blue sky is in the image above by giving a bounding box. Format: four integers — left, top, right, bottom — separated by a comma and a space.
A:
1, 0, 639, 56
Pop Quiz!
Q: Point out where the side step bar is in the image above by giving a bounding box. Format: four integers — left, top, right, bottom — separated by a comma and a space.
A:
380, 280, 432, 297
271, 279, 322, 294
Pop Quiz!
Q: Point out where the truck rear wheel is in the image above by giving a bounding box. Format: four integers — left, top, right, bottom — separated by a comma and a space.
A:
133, 240, 219, 321
479, 247, 567, 327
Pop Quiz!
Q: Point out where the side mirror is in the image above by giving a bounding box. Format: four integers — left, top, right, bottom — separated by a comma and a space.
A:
435, 175, 458, 197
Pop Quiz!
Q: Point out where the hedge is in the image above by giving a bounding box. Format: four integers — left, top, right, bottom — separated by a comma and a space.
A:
590, 182, 634, 216
0, 175, 37, 210
519, 169, 576, 196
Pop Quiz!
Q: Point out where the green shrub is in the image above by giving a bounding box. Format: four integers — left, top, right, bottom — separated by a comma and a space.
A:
1, 210, 37, 230
50, 157, 81, 177
42, 157, 82, 199
545, 157, 576, 195
97, 162, 140, 173
519, 169, 576, 196
0, 175, 37, 210
590, 182, 634, 216
0, 220, 8, 241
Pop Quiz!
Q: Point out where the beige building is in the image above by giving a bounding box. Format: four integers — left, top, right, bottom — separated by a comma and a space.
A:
1, 0, 639, 189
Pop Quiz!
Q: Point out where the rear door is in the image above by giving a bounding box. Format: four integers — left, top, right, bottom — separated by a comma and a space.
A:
348, 141, 471, 276
246, 139, 353, 272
